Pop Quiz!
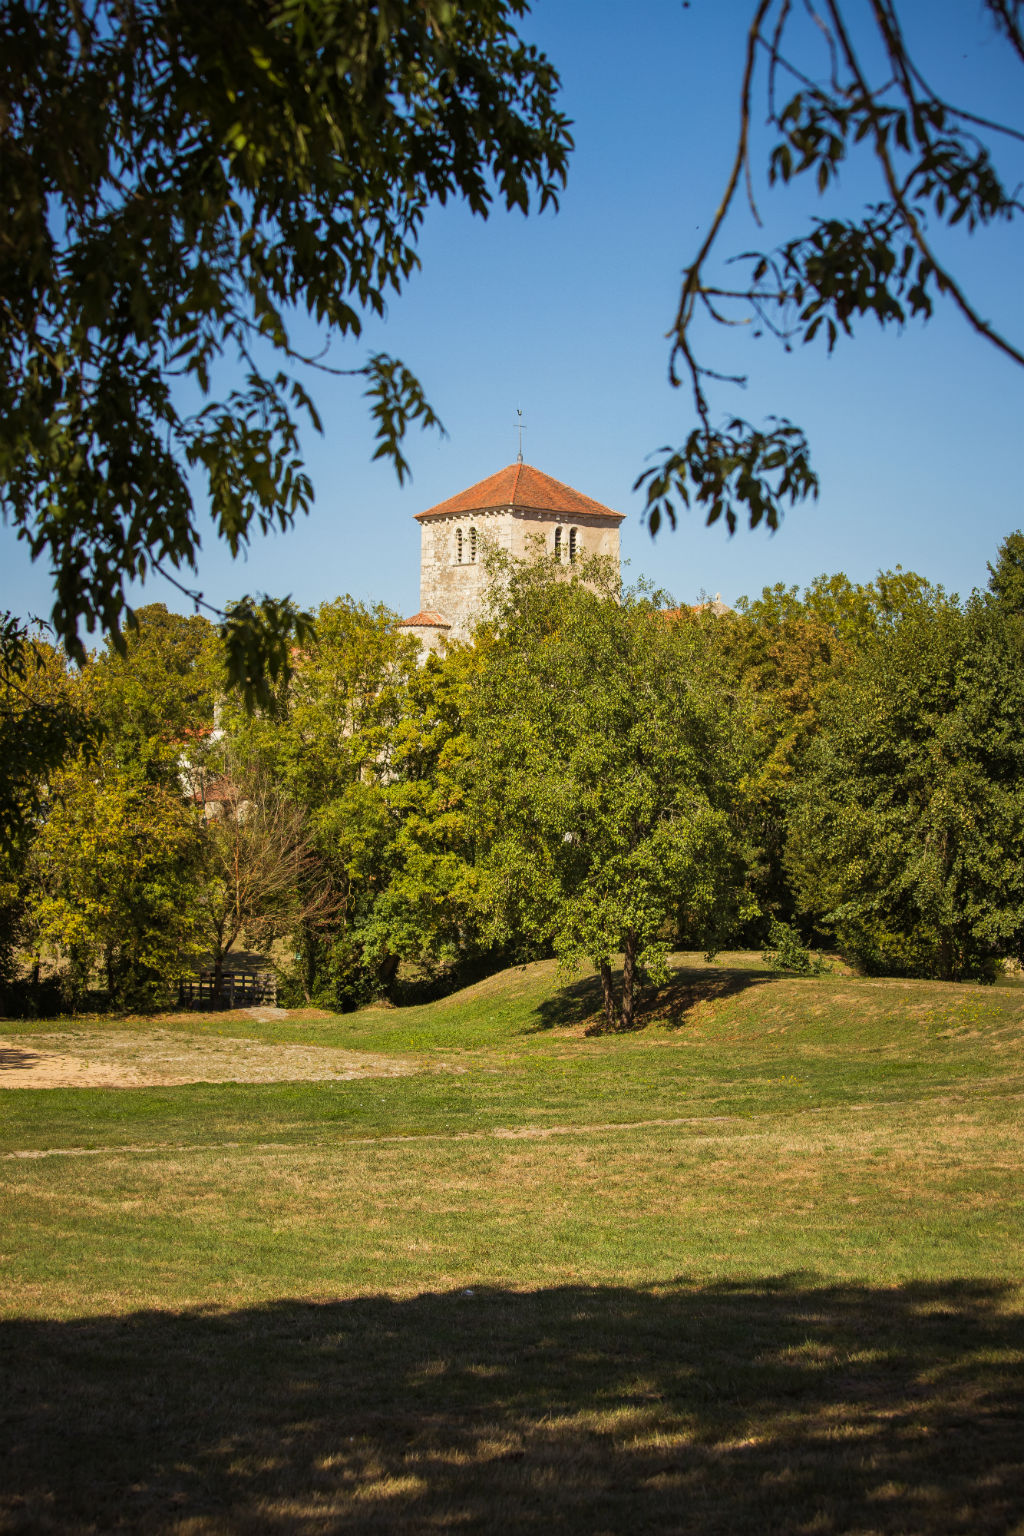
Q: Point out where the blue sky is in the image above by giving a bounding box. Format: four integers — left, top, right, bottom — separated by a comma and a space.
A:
3, 0, 1022, 629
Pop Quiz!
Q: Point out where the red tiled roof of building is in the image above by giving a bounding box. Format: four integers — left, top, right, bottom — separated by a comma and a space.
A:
415, 462, 624, 522
663, 597, 732, 621
399, 610, 452, 628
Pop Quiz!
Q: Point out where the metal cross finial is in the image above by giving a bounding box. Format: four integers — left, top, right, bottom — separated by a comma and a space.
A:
515, 409, 526, 463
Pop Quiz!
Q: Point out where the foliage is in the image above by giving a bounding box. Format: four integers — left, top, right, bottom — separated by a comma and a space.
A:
25, 756, 205, 1007
642, 1, 1024, 536
9, 527, 1024, 1010
92, 603, 222, 783
361, 640, 494, 990
231, 596, 423, 1005
1, 0, 571, 690
474, 557, 747, 1029
0, 618, 92, 1004
760, 918, 830, 976
0, 615, 92, 854
714, 568, 941, 937
787, 593, 1024, 980
987, 529, 1024, 616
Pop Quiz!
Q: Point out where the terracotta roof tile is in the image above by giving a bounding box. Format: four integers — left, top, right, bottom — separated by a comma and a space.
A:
416, 463, 623, 522
399, 610, 452, 628
663, 598, 732, 621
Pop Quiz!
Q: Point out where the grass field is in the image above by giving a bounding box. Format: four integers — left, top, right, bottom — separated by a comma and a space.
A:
1, 954, 1023, 1533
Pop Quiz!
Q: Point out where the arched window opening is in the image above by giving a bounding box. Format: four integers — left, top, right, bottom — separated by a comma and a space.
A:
569, 527, 578, 563
456, 528, 463, 564
469, 527, 477, 563
554, 526, 563, 560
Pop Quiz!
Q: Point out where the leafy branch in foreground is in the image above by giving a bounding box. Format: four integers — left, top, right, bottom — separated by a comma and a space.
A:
1, 0, 571, 691
220, 597, 317, 715
636, 418, 817, 536
642, 0, 1023, 535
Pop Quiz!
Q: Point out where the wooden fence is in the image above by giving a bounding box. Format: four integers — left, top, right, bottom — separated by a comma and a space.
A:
178, 970, 278, 1009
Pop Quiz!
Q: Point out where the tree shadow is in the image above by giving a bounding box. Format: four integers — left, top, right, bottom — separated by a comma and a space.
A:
0, 1046, 41, 1073
531, 964, 772, 1034
2, 1277, 1021, 1533
530, 971, 605, 1029
629, 965, 773, 1032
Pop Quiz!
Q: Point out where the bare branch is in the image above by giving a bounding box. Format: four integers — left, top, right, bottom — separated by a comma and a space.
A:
987, 0, 1024, 67
669, 0, 776, 423
767, 0, 794, 121
826, 0, 1024, 371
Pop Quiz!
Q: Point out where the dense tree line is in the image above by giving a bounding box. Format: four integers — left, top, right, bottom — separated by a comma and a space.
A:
2, 533, 1023, 1016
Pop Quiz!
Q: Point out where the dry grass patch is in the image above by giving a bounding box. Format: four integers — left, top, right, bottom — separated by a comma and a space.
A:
0, 1029, 449, 1089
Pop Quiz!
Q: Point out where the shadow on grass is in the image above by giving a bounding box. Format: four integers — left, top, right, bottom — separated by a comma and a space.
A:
0, 1047, 41, 1074
532, 964, 772, 1034
2, 1277, 1022, 1533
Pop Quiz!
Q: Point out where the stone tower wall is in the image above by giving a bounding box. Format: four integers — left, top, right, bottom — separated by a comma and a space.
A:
418, 507, 622, 642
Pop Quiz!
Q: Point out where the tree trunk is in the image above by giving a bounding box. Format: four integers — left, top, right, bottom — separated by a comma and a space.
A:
599, 961, 616, 1031
620, 930, 638, 1031
68, 944, 88, 1013
211, 915, 238, 1007
936, 830, 956, 981
299, 918, 319, 1003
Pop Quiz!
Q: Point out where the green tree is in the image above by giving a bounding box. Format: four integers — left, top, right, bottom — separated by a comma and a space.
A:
2, 0, 570, 692
475, 558, 746, 1029
987, 530, 1024, 616
0, 620, 91, 1006
26, 758, 204, 1007
1, 605, 218, 992
92, 604, 222, 783
640, 1, 1024, 536
362, 639, 491, 986
230, 596, 422, 1003
715, 568, 939, 937
787, 592, 1024, 980
0, 616, 91, 853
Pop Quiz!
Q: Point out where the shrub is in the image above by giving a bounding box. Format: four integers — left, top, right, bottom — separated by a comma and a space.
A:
761, 919, 831, 976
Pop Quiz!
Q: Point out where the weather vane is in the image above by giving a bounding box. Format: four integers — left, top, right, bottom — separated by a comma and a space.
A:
515, 409, 526, 464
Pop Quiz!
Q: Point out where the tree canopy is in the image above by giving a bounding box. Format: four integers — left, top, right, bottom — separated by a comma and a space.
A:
0, 616, 91, 856
787, 590, 1024, 980
639, 0, 1024, 538
473, 557, 746, 1028
5, 534, 1024, 1015
1, 0, 570, 694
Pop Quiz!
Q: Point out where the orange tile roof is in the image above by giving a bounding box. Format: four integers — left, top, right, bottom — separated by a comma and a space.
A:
664, 597, 731, 620
399, 610, 451, 627
416, 462, 624, 522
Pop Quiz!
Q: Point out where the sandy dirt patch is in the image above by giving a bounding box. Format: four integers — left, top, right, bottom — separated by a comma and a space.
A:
0, 1030, 429, 1089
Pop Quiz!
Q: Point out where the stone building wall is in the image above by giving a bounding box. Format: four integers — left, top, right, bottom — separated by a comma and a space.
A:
418, 507, 622, 642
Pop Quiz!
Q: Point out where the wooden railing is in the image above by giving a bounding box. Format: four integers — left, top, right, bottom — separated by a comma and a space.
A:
178, 970, 278, 1009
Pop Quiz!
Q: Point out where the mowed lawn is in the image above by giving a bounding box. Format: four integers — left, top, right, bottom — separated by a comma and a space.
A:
1, 955, 1023, 1533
